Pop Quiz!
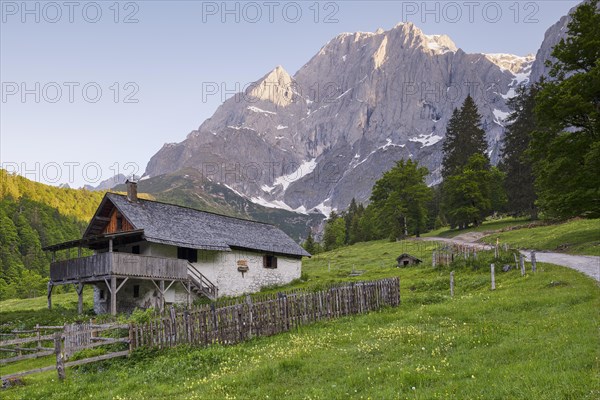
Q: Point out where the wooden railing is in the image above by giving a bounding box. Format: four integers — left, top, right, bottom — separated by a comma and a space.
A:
50, 253, 189, 282
187, 263, 218, 300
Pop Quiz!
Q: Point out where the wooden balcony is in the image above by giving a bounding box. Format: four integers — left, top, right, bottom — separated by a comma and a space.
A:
50, 252, 189, 283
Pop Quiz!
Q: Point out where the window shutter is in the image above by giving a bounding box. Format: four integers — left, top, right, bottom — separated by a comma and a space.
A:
272, 256, 278, 269
263, 255, 268, 268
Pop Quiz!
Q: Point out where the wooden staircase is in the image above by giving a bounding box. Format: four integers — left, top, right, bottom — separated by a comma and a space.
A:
187, 263, 218, 300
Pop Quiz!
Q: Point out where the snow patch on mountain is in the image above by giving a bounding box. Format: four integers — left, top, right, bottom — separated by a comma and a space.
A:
409, 133, 443, 147
493, 109, 511, 125
247, 106, 277, 115
273, 159, 317, 191
250, 196, 308, 215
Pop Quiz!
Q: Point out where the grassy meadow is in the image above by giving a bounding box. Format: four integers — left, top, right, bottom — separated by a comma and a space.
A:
1, 239, 598, 399
422, 217, 533, 238
422, 217, 600, 256
482, 218, 600, 256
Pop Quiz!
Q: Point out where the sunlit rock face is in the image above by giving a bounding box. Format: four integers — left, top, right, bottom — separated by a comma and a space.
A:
145, 18, 554, 212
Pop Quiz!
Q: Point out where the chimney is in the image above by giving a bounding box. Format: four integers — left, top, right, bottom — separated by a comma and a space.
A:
126, 179, 138, 202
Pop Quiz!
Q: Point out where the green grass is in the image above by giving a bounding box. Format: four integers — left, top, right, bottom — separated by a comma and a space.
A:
2, 240, 599, 399
483, 218, 600, 256
422, 217, 532, 238
0, 289, 94, 335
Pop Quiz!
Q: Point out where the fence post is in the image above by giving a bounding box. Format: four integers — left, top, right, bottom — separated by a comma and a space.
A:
54, 332, 65, 380
491, 264, 496, 290
128, 323, 136, 353
520, 254, 525, 276
450, 271, 455, 298
210, 303, 218, 335
184, 310, 190, 344
432, 251, 436, 267
169, 306, 177, 343
246, 295, 253, 339
36, 324, 41, 349
531, 251, 537, 273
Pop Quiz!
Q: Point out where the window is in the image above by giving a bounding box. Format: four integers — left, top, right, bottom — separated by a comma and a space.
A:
263, 255, 278, 269
133, 285, 140, 298
177, 247, 198, 263
132, 245, 140, 255
99, 289, 105, 300
116, 213, 123, 231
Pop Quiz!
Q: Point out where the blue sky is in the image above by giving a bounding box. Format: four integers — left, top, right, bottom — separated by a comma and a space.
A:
0, 0, 580, 188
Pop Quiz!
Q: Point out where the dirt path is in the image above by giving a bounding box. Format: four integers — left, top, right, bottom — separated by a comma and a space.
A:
419, 235, 600, 282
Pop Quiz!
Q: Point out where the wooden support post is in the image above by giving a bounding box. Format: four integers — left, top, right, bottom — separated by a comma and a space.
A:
54, 333, 65, 380
514, 253, 519, 270
450, 271, 455, 298
76, 282, 84, 315
520, 254, 525, 276
108, 239, 113, 253
47, 281, 53, 310
77, 246, 82, 258
491, 264, 496, 290
432, 251, 436, 267
52, 251, 56, 263
531, 251, 537, 273
110, 276, 117, 316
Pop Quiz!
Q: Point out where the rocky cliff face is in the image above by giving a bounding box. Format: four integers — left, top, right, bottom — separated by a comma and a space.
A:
529, 1, 597, 84
144, 22, 537, 212
529, 10, 571, 83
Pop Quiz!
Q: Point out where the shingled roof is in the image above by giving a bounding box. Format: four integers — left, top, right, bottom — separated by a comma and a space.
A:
87, 193, 310, 258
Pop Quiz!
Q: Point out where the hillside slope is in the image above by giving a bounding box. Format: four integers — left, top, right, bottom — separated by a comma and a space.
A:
0, 171, 105, 299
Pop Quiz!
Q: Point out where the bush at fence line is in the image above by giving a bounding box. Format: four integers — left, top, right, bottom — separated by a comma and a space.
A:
125, 308, 156, 324
70, 347, 120, 374
127, 346, 161, 363
68, 347, 106, 362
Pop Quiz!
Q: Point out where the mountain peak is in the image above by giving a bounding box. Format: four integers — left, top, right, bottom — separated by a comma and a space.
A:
246, 65, 295, 107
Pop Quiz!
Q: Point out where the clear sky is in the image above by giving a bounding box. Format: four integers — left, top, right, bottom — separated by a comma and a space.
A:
0, 0, 580, 188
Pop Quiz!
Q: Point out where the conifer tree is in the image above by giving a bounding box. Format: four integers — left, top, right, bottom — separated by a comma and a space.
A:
500, 84, 539, 218
442, 95, 489, 179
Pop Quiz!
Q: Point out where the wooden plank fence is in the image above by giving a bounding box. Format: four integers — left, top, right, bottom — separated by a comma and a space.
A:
132, 277, 400, 350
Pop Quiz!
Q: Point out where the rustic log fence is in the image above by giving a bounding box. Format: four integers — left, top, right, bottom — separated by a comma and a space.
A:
1, 278, 400, 383
1, 322, 130, 384
131, 278, 400, 350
